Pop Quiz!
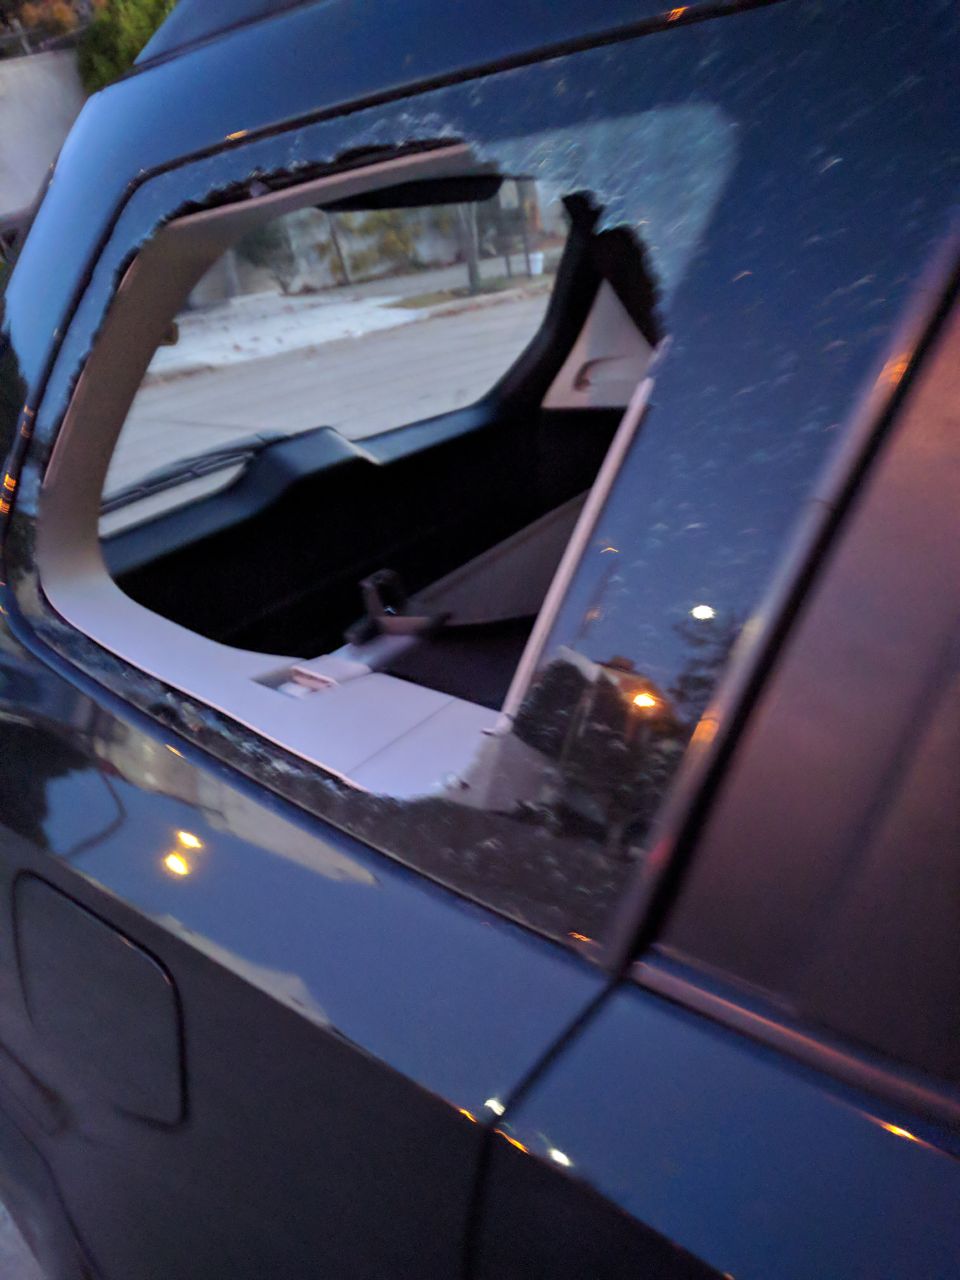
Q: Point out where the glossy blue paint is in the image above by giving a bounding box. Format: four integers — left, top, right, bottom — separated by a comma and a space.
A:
0, 0, 956, 1273
0, 628, 605, 1117
0, 617, 611, 1277
4, 0, 956, 952
137, 0, 705, 69
487, 982, 960, 1279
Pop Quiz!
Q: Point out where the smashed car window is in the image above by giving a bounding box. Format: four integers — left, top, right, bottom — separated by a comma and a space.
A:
9, 2, 959, 947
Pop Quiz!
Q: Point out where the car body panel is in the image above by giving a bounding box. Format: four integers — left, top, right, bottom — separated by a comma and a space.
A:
474, 272, 960, 1280
0, 617, 611, 1277
0, 0, 957, 1275
477, 982, 960, 1280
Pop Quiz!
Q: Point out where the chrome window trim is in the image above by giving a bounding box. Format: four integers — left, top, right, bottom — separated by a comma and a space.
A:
634, 952, 960, 1133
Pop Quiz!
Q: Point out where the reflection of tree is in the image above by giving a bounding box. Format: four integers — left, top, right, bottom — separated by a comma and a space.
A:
513, 654, 681, 849
509, 614, 740, 854
668, 613, 741, 730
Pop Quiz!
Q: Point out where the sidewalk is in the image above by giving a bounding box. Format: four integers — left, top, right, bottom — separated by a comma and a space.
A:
146, 256, 554, 382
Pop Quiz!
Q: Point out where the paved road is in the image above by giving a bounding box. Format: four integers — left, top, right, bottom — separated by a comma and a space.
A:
108, 292, 550, 494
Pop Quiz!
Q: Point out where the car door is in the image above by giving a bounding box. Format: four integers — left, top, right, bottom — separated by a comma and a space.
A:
471, 283, 960, 1278
1, 3, 957, 1278
0, 638, 621, 1280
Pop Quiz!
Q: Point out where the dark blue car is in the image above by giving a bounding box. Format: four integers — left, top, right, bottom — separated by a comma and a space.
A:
0, 1, 958, 1276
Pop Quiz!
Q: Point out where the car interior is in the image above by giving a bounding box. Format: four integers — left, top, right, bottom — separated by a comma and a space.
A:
39, 145, 662, 796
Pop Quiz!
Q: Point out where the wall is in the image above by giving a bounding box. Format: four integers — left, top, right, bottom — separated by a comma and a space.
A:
0, 51, 85, 219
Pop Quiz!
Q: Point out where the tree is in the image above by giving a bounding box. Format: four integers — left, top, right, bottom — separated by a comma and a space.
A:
456, 203, 480, 294
17, 1, 78, 33
347, 210, 418, 279
77, 0, 173, 92
234, 220, 298, 294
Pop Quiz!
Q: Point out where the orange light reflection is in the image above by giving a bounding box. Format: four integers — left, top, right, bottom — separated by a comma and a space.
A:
880, 355, 909, 387
495, 1130, 529, 1154
879, 1122, 923, 1144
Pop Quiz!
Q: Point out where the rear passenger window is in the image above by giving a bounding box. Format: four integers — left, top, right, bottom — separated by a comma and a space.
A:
662, 305, 960, 1082
90, 153, 659, 714
23, 5, 959, 947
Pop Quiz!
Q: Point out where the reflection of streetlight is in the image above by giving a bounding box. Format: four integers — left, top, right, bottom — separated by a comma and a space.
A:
690, 603, 716, 620
632, 691, 658, 710
163, 852, 191, 877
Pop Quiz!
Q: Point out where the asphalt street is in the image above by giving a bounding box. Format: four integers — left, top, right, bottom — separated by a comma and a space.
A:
107, 289, 551, 493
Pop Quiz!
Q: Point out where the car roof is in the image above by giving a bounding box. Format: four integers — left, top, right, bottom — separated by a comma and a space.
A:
137, 0, 682, 69
137, 0, 319, 65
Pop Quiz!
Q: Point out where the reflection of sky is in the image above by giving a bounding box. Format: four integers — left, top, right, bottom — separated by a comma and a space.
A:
535, 1, 959, 695
489, 105, 738, 298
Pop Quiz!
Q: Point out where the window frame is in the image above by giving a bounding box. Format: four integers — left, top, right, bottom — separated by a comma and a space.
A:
619, 248, 960, 1129
33, 138, 653, 784
5, 13, 955, 963
3, 91, 672, 950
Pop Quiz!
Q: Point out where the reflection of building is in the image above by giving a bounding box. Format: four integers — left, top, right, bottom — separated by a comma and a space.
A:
94, 717, 375, 885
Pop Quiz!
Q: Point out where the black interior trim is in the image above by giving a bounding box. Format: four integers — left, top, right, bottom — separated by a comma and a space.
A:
489, 202, 604, 414
105, 407, 622, 656
323, 173, 503, 210
103, 216, 655, 661
491, 193, 662, 414
385, 615, 537, 710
